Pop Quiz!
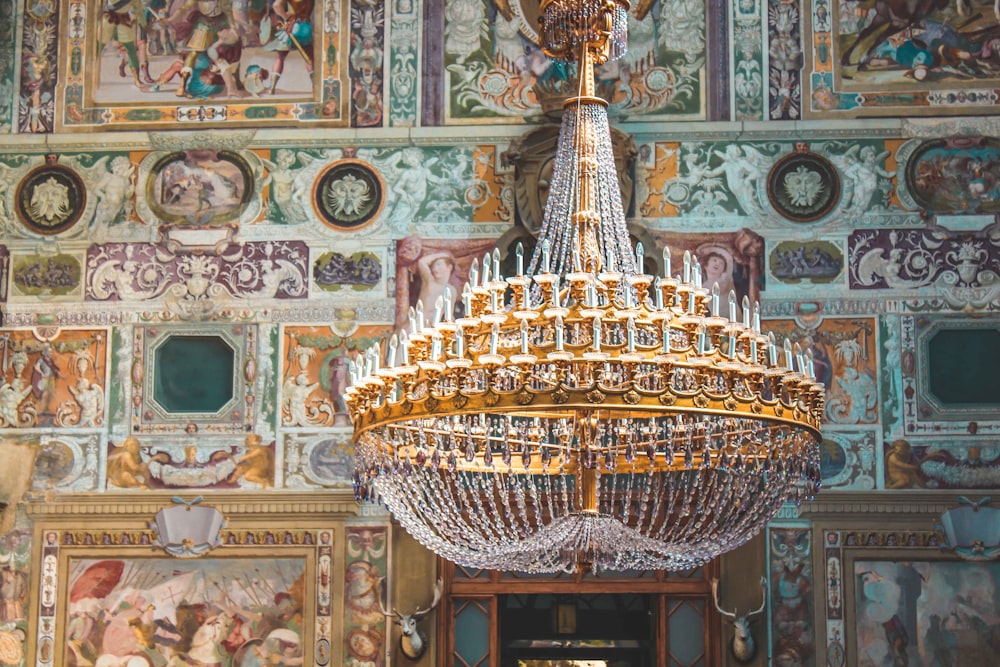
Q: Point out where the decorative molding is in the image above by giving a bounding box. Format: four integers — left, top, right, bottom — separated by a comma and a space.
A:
147, 130, 258, 152
903, 117, 1000, 139
24, 490, 361, 520
801, 491, 979, 517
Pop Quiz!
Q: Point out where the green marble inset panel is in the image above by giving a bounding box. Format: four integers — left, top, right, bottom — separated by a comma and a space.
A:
928, 328, 1000, 406
153, 335, 235, 414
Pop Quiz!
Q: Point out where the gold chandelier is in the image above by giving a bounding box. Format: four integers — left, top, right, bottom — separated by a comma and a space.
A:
347, 0, 823, 573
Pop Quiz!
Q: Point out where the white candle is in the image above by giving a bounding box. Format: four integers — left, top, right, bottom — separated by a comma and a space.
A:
490, 322, 500, 355
388, 334, 399, 367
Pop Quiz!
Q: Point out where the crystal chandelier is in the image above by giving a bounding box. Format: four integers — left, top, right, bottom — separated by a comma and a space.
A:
347, 0, 823, 573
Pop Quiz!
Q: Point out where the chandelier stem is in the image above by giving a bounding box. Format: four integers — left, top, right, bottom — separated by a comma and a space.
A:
581, 466, 598, 514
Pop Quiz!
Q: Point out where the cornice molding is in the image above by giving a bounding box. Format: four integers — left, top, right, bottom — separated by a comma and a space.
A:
24, 491, 362, 521
800, 491, 981, 517
0, 118, 929, 154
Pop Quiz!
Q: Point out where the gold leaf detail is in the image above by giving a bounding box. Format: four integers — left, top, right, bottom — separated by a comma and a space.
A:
723, 397, 738, 411
401, 402, 413, 415
693, 394, 710, 408
453, 394, 469, 409
516, 391, 534, 406
774, 405, 784, 417
425, 397, 439, 412
553, 389, 569, 404
587, 389, 606, 404
750, 400, 763, 414
624, 390, 641, 405
485, 391, 500, 407
658, 393, 676, 406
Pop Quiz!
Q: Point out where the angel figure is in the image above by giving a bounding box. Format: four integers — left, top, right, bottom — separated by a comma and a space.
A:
711, 144, 772, 215
837, 145, 895, 214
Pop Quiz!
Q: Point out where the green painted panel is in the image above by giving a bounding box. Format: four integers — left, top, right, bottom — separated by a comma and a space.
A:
928, 329, 1000, 406
153, 335, 235, 413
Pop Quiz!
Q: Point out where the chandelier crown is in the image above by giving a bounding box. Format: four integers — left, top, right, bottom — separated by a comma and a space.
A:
347, 0, 823, 574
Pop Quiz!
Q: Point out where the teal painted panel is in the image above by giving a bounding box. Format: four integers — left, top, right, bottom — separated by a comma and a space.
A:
153, 335, 235, 413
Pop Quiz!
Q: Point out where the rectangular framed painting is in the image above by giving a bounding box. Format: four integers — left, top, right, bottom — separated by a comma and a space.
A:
817, 529, 1000, 667
851, 559, 1000, 666
804, 0, 1000, 117
34, 526, 335, 667
57, 0, 350, 131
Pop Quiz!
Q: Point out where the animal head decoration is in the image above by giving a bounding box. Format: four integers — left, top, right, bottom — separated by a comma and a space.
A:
378, 577, 444, 661
711, 576, 767, 663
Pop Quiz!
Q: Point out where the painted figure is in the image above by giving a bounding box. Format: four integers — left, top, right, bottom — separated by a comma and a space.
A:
66, 349, 104, 428
93, 156, 136, 225
157, 0, 235, 97
230, 433, 275, 487
265, 0, 315, 94
885, 439, 925, 489
98, 0, 152, 86
107, 436, 148, 488
30, 344, 63, 422
0, 351, 33, 427
415, 252, 457, 320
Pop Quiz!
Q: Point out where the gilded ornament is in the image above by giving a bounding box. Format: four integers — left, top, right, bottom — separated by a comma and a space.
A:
587, 389, 606, 404
624, 390, 641, 405
516, 391, 534, 406
552, 388, 569, 404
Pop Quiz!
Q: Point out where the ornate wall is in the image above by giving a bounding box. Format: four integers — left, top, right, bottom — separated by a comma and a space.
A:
0, 0, 999, 665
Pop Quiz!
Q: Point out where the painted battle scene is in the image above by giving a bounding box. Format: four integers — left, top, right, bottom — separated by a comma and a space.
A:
149, 150, 250, 225
855, 560, 1000, 667
835, 0, 1000, 87
90, 0, 318, 101
64, 556, 307, 666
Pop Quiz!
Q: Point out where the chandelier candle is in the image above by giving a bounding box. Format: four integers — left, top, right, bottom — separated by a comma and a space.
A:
348, 0, 824, 574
